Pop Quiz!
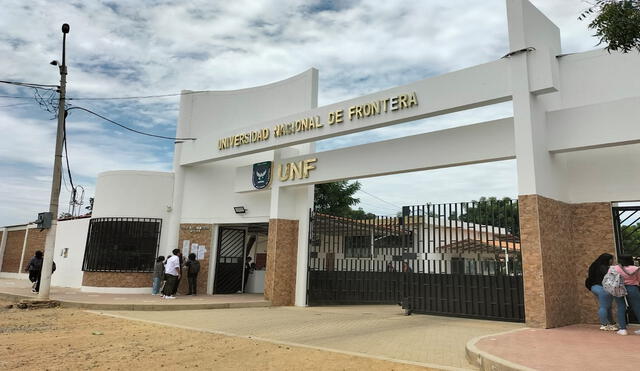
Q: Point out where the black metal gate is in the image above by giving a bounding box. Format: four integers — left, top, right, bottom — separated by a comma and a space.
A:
214, 228, 246, 294
613, 206, 640, 260
308, 199, 525, 322
612, 205, 640, 324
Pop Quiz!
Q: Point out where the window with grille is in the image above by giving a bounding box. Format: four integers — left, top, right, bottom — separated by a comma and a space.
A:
82, 217, 161, 272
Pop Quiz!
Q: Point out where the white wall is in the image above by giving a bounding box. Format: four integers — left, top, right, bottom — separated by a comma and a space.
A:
93, 171, 174, 218
181, 154, 272, 224
51, 218, 90, 288
93, 170, 174, 256
553, 49, 640, 111
562, 144, 640, 203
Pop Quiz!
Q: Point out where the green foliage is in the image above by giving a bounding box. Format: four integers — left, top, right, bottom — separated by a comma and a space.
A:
314, 181, 374, 219
619, 222, 640, 256
579, 0, 640, 53
314, 180, 360, 214
347, 207, 377, 220
451, 196, 519, 235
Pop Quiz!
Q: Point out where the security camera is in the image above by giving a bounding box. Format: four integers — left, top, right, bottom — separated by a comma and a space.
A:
50, 60, 59, 66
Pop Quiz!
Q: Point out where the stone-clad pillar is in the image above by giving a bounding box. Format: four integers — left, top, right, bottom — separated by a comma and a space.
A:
264, 218, 299, 305
519, 195, 616, 328
519, 194, 573, 328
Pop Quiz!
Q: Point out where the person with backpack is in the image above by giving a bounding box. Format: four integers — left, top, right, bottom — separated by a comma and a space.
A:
611, 255, 640, 336
25, 251, 44, 293
585, 253, 617, 331
184, 253, 200, 295
24, 250, 56, 293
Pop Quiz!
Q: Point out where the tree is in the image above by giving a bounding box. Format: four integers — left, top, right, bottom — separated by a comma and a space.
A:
314, 181, 375, 219
451, 196, 520, 235
348, 207, 377, 220
619, 222, 640, 256
579, 0, 640, 53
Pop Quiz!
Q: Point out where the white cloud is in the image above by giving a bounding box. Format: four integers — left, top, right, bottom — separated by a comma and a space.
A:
0, 0, 601, 225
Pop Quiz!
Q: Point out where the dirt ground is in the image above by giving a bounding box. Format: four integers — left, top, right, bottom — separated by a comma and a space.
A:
0, 299, 434, 371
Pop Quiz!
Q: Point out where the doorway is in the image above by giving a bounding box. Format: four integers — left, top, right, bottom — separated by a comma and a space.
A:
213, 223, 269, 294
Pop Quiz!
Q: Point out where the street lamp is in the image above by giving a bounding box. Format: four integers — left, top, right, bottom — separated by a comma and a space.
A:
39, 23, 70, 300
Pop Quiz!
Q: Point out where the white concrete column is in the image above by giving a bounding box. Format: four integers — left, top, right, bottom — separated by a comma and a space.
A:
162, 92, 193, 256
507, 0, 564, 200
18, 225, 30, 273
0, 227, 7, 270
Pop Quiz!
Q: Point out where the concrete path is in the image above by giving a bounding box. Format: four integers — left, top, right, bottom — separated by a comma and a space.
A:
98, 305, 523, 370
0, 278, 269, 310
468, 324, 640, 370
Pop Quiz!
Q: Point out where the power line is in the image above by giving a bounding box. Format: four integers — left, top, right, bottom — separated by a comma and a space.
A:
60, 160, 71, 192
0, 102, 33, 108
358, 189, 402, 209
62, 119, 75, 190
65, 106, 197, 141
0, 79, 59, 90
357, 197, 399, 211
0, 95, 34, 99
67, 90, 208, 101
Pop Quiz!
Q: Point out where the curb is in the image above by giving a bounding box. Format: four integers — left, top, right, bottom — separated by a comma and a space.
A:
0, 292, 271, 311
465, 328, 535, 371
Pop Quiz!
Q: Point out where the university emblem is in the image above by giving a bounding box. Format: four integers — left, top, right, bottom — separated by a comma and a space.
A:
252, 161, 272, 189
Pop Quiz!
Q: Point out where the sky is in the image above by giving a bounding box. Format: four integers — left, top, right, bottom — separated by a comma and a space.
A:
0, 0, 603, 225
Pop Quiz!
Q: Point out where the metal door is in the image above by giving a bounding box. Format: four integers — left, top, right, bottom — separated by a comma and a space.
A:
214, 228, 246, 294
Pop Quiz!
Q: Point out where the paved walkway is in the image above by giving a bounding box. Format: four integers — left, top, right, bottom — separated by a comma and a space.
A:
0, 278, 269, 310
97, 305, 523, 370
469, 324, 640, 370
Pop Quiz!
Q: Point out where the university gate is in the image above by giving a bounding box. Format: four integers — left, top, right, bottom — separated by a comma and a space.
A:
307, 199, 525, 322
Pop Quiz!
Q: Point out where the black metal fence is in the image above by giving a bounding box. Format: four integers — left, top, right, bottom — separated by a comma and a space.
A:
612, 205, 640, 324
308, 199, 525, 322
82, 217, 162, 272
612, 206, 640, 261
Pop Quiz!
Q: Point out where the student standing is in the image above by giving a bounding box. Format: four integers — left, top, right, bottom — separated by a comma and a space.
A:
613, 255, 640, 336
171, 251, 184, 296
184, 253, 200, 295
585, 253, 616, 330
161, 249, 181, 299
151, 256, 165, 295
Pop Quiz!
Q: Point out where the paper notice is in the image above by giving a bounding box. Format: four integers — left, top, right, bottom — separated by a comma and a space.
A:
197, 246, 206, 260
191, 243, 199, 254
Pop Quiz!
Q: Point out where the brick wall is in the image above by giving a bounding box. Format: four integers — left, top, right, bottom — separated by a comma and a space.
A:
23, 228, 47, 269
177, 224, 213, 295
1, 230, 26, 273
519, 195, 617, 328
82, 271, 153, 287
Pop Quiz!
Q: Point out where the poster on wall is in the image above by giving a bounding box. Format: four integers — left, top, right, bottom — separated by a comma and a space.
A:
182, 240, 190, 258
197, 246, 206, 260
191, 244, 199, 254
